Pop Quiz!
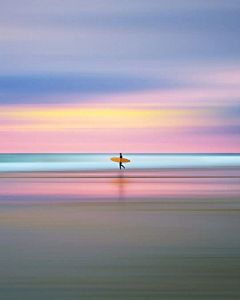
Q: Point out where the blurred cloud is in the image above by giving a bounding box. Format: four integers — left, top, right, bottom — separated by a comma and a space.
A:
0, 74, 165, 104
1, 1, 240, 74
0, 0, 239, 152
193, 69, 240, 87
1, 0, 239, 15
193, 125, 240, 135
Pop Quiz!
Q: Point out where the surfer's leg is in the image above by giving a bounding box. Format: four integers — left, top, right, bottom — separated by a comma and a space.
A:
122, 164, 125, 169
119, 163, 121, 169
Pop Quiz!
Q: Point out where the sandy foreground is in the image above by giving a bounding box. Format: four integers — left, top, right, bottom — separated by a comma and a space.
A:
0, 169, 240, 299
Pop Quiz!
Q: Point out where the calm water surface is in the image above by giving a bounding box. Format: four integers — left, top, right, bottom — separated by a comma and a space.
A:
1, 153, 240, 172
0, 154, 240, 299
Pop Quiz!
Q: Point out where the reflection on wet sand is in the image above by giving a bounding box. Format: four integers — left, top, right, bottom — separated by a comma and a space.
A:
0, 169, 240, 299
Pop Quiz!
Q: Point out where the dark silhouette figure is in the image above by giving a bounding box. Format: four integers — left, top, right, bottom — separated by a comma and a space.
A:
119, 153, 125, 170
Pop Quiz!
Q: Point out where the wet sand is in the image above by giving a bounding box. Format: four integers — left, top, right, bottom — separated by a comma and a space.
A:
0, 169, 240, 299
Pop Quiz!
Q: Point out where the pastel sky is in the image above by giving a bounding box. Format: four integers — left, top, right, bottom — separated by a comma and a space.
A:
0, 0, 240, 152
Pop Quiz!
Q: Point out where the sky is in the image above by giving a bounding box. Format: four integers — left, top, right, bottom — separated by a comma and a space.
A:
0, 0, 240, 152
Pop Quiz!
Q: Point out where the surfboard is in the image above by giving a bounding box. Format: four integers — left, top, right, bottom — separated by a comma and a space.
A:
111, 157, 130, 163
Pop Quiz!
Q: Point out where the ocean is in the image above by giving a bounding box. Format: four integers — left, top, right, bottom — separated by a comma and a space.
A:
1, 153, 240, 172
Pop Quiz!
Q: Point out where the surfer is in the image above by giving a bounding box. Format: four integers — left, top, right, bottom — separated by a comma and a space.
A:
110, 155, 130, 168
119, 153, 125, 170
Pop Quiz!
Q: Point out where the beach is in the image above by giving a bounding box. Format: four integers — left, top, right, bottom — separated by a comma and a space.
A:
1, 0, 240, 298
1, 162, 240, 299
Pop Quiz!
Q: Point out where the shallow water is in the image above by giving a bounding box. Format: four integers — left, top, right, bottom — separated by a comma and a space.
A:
0, 156, 240, 299
1, 153, 240, 172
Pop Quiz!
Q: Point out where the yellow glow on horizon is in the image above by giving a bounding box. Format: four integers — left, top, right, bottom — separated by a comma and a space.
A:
1, 107, 200, 131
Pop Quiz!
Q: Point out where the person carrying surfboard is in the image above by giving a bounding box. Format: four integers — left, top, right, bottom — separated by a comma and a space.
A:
110, 155, 130, 168
119, 153, 125, 170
